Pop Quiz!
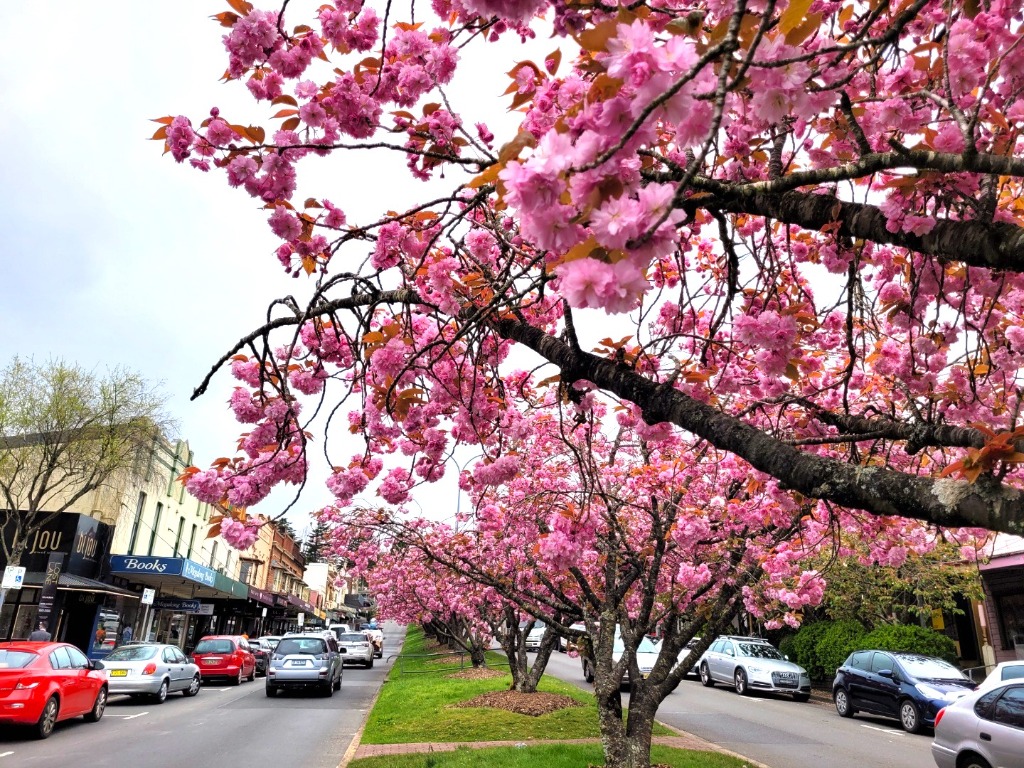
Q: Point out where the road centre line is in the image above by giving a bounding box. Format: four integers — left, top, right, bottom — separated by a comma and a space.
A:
859, 724, 903, 736
0, 752, 14, 758
124, 712, 149, 720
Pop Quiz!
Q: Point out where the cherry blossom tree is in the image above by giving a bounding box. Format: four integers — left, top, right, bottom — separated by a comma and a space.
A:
161, 1, 1024, 764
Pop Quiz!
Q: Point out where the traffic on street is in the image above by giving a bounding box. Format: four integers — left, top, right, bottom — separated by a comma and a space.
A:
0, 624, 405, 768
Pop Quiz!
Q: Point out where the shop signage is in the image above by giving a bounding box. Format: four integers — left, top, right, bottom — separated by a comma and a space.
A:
109, 556, 218, 588
247, 587, 275, 606
37, 554, 64, 631
1, 513, 111, 578
152, 598, 214, 615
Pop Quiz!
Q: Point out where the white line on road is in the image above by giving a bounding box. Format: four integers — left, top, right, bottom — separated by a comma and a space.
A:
0, 751, 14, 758
860, 724, 903, 736
124, 712, 149, 720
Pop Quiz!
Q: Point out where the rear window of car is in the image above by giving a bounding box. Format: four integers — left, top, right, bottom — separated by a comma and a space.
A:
194, 639, 234, 654
340, 634, 368, 642
277, 638, 327, 655
1002, 665, 1024, 681
106, 646, 158, 661
0, 650, 36, 669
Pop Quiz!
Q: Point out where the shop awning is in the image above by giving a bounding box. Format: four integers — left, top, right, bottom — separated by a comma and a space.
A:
24, 572, 140, 599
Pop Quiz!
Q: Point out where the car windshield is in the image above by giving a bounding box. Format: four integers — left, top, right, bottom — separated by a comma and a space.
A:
106, 646, 159, 661
738, 643, 783, 660
0, 650, 36, 669
897, 656, 966, 681
340, 633, 368, 642
277, 638, 327, 655
613, 636, 658, 654
194, 639, 234, 654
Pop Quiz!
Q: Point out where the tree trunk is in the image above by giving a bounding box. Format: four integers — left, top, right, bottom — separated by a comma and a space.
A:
594, 682, 658, 768
469, 639, 487, 668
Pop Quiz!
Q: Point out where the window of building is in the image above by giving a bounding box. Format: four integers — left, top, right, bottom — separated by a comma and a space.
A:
148, 502, 163, 556
210, 542, 218, 569
240, 560, 257, 585
997, 593, 1024, 651
187, 524, 197, 559
127, 492, 147, 555
173, 517, 185, 558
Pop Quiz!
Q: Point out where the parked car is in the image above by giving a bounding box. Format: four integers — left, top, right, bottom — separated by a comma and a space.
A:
698, 635, 811, 701
832, 650, 975, 733
337, 632, 375, 667
0, 642, 108, 739
266, 632, 344, 697
103, 643, 201, 702
931, 681, 1024, 768
248, 639, 270, 676
190, 635, 256, 685
581, 631, 660, 686
564, 622, 587, 654
974, 660, 1024, 693
674, 636, 702, 677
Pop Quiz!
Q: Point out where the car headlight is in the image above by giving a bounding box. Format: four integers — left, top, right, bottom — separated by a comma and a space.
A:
917, 684, 965, 702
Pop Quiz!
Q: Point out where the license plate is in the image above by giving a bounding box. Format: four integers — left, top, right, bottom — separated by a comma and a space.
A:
288, 660, 308, 666
109, 669, 128, 677
203, 658, 221, 664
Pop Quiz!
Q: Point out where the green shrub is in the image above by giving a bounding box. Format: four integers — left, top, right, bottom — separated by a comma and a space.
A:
815, 620, 867, 680
855, 624, 957, 662
786, 622, 832, 681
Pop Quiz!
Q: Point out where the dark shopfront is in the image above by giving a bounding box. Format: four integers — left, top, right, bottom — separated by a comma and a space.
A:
265, 593, 316, 635
108, 555, 252, 655
0, 512, 141, 654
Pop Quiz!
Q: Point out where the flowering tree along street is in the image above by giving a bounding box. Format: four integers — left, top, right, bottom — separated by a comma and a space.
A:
162, 1, 1024, 765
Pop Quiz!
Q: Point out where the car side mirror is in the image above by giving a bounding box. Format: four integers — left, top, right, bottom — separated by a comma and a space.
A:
878, 669, 894, 679
91, 660, 105, 670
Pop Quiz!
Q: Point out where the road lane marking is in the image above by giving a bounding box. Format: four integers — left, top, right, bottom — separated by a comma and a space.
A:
0, 751, 14, 758
124, 712, 149, 720
860, 724, 903, 736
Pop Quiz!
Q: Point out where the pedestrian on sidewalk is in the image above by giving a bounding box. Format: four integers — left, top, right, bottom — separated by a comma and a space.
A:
29, 622, 51, 641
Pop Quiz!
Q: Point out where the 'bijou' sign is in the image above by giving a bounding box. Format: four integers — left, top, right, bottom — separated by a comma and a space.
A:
109, 555, 218, 588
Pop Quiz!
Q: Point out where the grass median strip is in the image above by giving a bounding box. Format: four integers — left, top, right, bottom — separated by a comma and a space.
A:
348, 744, 750, 768
362, 627, 602, 743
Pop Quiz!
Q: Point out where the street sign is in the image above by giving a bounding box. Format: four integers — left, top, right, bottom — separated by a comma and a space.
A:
297, 612, 305, 627
261, 607, 268, 617
1, 566, 26, 590
141, 588, 156, 605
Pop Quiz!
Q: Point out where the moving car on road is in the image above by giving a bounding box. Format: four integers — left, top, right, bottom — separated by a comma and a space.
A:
698, 635, 811, 701
337, 632, 375, 667
931, 681, 1024, 768
190, 635, 256, 685
832, 650, 975, 733
103, 643, 201, 702
266, 632, 344, 697
249, 639, 271, 676
0, 642, 108, 739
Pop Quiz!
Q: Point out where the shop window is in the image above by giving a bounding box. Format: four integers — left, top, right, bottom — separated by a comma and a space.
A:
12, 605, 39, 640
997, 594, 1024, 651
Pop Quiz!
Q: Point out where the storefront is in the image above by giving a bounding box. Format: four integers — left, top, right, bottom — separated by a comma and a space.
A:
108, 555, 251, 654
0, 513, 140, 654
244, 587, 276, 638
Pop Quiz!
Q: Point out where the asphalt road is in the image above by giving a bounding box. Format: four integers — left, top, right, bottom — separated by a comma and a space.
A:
541, 650, 936, 768
0, 624, 405, 768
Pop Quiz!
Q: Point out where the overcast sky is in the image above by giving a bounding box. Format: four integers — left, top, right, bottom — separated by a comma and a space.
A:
0, 1, 553, 534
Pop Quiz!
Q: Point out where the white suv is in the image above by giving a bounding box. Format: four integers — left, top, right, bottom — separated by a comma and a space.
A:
336, 632, 375, 668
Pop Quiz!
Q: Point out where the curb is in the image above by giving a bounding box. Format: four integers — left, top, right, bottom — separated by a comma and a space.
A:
655, 719, 773, 768
338, 632, 405, 768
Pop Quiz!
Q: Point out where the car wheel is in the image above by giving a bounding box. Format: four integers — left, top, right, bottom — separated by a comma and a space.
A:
153, 679, 169, 704
247, 666, 256, 682
583, 661, 595, 683
792, 693, 810, 703
958, 755, 992, 768
322, 681, 334, 697
84, 687, 107, 722
366, 657, 374, 669
333, 672, 342, 691
232, 669, 243, 686
734, 668, 749, 696
183, 674, 201, 697
265, 685, 277, 698
34, 696, 59, 739
699, 662, 714, 687
899, 699, 922, 734
834, 688, 854, 717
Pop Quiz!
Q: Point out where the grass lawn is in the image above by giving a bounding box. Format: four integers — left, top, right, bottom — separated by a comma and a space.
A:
363, 626, 606, 743
348, 744, 751, 768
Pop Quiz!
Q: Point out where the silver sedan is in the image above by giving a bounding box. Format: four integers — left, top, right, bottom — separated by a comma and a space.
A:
103, 643, 201, 703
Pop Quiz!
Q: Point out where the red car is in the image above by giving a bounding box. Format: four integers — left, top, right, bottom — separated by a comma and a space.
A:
0, 642, 108, 739
189, 635, 256, 685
